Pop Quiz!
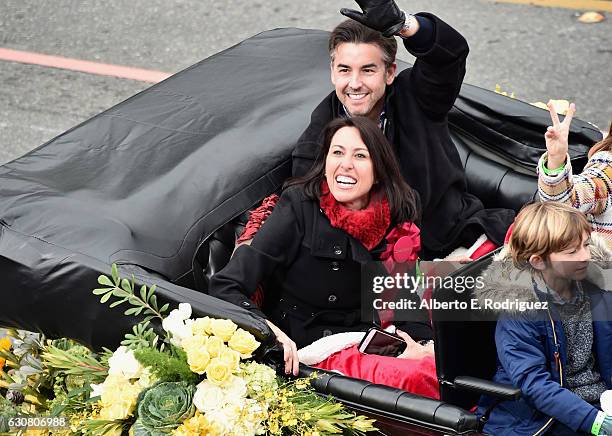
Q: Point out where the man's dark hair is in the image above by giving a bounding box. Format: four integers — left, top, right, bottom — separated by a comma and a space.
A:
328, 19, 398, 68
286, 116, 420, 225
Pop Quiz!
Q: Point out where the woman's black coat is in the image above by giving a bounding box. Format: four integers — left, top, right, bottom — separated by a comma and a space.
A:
209, 187, 432, 348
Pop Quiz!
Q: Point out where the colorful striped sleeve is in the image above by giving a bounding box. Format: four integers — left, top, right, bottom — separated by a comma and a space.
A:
537, 151, 612, 216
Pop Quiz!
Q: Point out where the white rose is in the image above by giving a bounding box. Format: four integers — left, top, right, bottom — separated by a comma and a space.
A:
107, 346, 143, 379
162, 308, 194, 346
602, 390, 612, 414
206, 402, 243, 434
193, 380, 225, 413
224, 375, 247, 402
177, 303, 192, 319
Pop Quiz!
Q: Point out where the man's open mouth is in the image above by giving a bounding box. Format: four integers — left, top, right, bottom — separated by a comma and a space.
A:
347, 93, 367, 100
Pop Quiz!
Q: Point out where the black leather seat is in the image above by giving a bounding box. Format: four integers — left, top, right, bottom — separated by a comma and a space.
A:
431, 251, 522, 433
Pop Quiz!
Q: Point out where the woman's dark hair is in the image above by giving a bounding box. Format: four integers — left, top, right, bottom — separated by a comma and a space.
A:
286, 116, 420, 224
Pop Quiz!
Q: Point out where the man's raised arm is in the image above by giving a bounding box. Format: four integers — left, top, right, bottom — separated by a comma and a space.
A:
341, 0, 468, 118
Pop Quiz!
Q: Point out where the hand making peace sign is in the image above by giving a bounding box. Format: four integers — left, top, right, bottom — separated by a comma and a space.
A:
545, 101, 576, 170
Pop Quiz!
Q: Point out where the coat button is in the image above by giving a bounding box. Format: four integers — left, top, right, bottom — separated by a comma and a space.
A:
333, 245, 343, 256
331, 261, 340, 271
328, 294, 338, 303
323, 329, 333, 337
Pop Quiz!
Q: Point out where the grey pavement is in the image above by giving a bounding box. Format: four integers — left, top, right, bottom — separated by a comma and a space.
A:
1, 0, 611, 164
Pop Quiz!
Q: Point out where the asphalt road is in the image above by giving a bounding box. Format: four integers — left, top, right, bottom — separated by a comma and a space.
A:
1, 0, 610, 164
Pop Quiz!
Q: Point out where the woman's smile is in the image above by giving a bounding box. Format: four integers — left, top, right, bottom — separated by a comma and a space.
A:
325, 126, 375, 210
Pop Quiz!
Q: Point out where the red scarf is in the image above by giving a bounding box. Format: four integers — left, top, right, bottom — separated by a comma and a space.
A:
319, 180, 390, 250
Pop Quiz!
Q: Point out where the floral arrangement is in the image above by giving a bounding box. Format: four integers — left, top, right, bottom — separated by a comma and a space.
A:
0, 264, 376, 435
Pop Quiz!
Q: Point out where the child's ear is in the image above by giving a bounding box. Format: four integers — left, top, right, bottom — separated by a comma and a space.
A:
529, 255, 546, 271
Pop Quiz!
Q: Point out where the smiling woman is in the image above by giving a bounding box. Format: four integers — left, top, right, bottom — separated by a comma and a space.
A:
325, 126, 375, 210
208, 116, 437, 396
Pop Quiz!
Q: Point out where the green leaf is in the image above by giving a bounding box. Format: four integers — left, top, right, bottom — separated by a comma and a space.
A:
97, 275, 114, 286
112, 288, 126, 297
159, 303, 169, 314
111, 263, 119, 284
124, 307, 139, 316
93, 287, 110, 295
50, 403, 67, 417
150, 294, 158, 309
147, 285, 154, 301
140, 285, 148, 302
109, 299, 126, 308
121, 278, 132, 293
100, 292, 112, 304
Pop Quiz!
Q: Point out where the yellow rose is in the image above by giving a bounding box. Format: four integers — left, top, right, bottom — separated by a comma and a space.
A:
205, 335, 225, 358
228, 328, 260, 358
187, 347, 211, 375
101, 402, 133, 421
218, 347, 241, 371
210, 318, 238, 342
172, 412, 222, 436
99, 375, 141, 420
191, 317, 213, 336
181, 334, 207, 355
206, 358, 233, 386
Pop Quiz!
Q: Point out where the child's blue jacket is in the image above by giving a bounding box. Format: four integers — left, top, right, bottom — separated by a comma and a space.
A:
474, 244, 612, 435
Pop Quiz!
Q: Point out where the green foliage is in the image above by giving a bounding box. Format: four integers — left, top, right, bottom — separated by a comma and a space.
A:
121, 321, 159, 350
93, 263, 170, 322
42, 345, 107, 381
133, 348, 198, 384
134, 382, 195, 435
83, 418, 127, 436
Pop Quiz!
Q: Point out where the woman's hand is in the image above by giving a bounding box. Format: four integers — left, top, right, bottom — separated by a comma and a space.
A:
395, 329, 434, 360
265, 320, 299, 376
545, 101, 576, 170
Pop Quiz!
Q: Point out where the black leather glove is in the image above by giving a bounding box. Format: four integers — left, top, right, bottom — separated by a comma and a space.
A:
340, 0, 406, 37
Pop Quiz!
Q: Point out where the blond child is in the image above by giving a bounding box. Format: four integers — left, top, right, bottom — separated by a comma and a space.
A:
476, 202, 612, 435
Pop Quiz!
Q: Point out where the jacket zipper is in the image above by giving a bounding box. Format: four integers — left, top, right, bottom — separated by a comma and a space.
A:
532, 309, 564, 436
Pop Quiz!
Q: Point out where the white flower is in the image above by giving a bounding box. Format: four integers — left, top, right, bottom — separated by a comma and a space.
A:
107, 346, 143, 379
224, 375, 247, 401
206, 402, 243, 434
193, 380, 225, 413
602, 390, 612, 414
90, 382, 104, 398
162, 303, 194, 346
176, 303, 192, 319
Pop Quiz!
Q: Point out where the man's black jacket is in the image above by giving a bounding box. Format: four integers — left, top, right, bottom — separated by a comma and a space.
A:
292, 13, 515, 258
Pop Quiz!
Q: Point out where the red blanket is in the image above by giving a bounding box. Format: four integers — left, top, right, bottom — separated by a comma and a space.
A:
313, 345, 439, 400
